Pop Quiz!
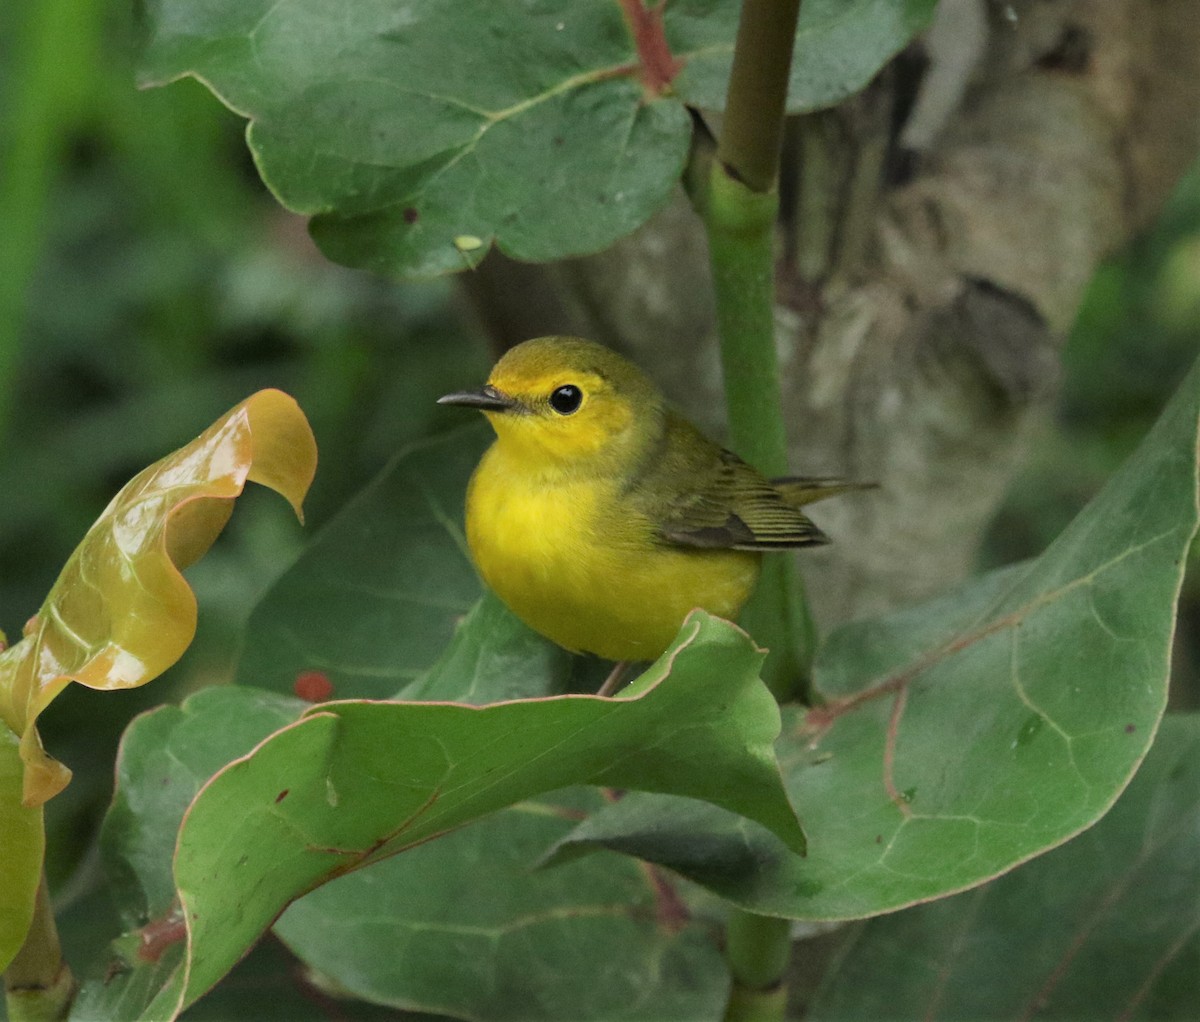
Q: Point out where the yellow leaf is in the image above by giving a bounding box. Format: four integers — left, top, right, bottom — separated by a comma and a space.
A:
0, 390, 317, 807
0, 729, 43, 972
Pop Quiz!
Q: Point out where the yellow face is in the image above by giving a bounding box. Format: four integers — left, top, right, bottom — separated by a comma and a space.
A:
437, 337, 664, 478
483, 364, 638, 468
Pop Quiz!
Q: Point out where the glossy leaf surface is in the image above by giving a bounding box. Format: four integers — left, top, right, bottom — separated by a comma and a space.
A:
138, 0, 935, 276
0, 388, 316, 807
547, 358, 1200, 919
809, 714, 1200, 1021
0, 730, 43, 973
0, 390, 314, 974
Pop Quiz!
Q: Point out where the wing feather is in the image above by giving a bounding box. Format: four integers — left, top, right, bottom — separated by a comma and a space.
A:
630, 415, 834, 552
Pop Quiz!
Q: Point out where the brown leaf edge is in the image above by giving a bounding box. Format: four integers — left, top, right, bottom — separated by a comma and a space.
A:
0, 390, 317, 807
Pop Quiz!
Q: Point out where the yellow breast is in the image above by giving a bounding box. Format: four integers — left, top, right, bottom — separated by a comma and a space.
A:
464, 443, 760, 661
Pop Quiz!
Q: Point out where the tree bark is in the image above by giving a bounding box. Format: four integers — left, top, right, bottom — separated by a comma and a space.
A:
462, 0, 1200, 631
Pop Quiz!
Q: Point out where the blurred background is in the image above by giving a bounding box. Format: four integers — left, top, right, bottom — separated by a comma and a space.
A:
2, 0, 1198, 970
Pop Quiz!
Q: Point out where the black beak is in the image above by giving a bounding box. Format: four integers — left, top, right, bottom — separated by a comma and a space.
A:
437, 385, 518, 412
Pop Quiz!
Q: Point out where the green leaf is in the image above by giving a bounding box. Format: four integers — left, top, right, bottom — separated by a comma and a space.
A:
0, 729, 43, 973
100, 610, 801, 1019
100, 689, 307, 928
77, 688, 313, 1022
271, 595, 718, 1020
808, 713, 1200, 1021
669, 0, 938, 113
398, 590, 576, 705
137, 0, 936, 277
274, 798, 730, 1021
235, 424, 488, 699
547, 357, 1200, 920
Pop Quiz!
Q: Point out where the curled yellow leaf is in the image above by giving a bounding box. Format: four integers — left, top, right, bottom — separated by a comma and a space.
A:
0, 390, 317, 807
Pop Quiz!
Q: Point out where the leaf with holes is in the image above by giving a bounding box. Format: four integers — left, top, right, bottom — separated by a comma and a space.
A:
807, 713, 1200, 1021
546, 356, 1200, 920
137, 0, 936, 277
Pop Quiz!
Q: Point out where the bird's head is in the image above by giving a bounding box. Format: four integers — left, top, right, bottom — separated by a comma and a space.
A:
438, 336, 664, 475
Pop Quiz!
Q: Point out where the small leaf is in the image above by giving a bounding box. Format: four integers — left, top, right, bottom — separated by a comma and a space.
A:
547, 356, 1200, 920
0, 730, 44, 973
808, 714, 1200, 1021
0, 389, 316, 807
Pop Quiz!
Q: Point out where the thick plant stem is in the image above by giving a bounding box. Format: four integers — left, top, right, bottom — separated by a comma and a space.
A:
4, 874, 75, 1022
719, 0, 803, 193
724, 911, 792, 1022
701, 3, 805, 1021
705, 168, 816, 702
702, 0, 814, 701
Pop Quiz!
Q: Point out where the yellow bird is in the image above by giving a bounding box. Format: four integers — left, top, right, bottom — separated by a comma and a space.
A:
439, 336, 853, 672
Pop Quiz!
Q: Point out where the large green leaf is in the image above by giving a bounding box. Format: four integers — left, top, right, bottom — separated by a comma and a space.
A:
97, 609, 800, 1020
96, 599, 724, 1021
235, 424, 487, 699
808, 713, 1200, 1021
269, 593, 715, 1020
138, 0, 936, 277
547, 357, 1200, 919
274, 799, 730, 1022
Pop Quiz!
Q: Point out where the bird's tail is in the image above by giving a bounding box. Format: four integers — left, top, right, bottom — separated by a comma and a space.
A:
771, 477, 877, 508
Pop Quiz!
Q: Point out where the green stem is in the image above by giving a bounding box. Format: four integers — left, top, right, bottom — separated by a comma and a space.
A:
4, 873, 76, 1022
700, 0, 815, 699
707, 167, 817, 701
718, 0, 803, 194
698, 3, 806, 1021
724, 911, 792, 1022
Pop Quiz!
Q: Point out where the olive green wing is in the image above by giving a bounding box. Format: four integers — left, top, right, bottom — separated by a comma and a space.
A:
657, 450, 830, 550
633, 416, 830, 552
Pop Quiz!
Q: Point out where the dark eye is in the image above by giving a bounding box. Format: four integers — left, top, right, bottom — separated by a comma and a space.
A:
549, 385, 583, 415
